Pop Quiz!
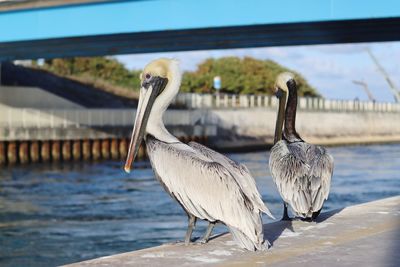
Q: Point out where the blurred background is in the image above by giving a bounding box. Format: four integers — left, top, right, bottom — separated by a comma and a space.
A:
0, 0, 400, 266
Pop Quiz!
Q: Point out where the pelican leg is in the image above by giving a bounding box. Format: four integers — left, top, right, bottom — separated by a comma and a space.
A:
184, 215, 197, 245
198, 222, 216, 244
281, 202, 291, 221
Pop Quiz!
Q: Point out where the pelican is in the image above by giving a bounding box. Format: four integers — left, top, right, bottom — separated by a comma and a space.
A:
269, 73, 334, 221
124, 58, 274, 251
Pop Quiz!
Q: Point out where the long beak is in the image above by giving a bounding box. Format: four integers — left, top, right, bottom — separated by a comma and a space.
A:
273, 89, 287, 144
124, 78, 168, 173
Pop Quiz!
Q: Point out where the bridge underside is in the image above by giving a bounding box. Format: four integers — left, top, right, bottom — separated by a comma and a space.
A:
1, 17, 400, 61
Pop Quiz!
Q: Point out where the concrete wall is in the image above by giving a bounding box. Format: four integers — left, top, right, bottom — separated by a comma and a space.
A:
207, 109, 400, 137
1, 106, 400, 147
205, 109, 400, 148
0, 86, 83, 109
0, 107, 215, 141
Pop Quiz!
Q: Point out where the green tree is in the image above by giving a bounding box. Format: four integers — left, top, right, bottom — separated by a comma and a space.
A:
181, 57, 319, 97
37, 56, 319, 97
39, 57, 141, 90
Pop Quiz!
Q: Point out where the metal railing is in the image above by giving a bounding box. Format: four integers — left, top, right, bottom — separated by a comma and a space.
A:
172, 93, 400, 112
1, 93, 399, 129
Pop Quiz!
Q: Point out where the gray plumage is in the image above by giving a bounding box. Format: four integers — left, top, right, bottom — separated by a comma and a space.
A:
188, 141, 274, 219
125, 59, 274, 251
269, 72, 334, 220
269, 140, 334, 218
146, 135, 273, 251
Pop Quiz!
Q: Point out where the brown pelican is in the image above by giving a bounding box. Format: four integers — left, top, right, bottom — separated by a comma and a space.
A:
269, 72, 334, 221
124, 58, 274, 251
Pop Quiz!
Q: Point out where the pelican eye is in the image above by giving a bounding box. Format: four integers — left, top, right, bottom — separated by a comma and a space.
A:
145, 73, 151, 80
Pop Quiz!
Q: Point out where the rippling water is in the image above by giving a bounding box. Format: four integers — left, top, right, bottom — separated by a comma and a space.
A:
1, 144, 399, 266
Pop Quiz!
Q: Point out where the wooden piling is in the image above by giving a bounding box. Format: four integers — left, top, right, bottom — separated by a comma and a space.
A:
30, 141, 40, 163
92, 140, 101, 161
119, 138, 128, 159
101, 139, 110, 160
7, 141, 17, 164
19, 141, 29, 164
62, 140, 71, 161
111, 139, 119, 160
82, 139, 91, 161
0, 142, 6, 165
52, 140, 61, 162
41, 141, 50, 162
72, 140, 81, 161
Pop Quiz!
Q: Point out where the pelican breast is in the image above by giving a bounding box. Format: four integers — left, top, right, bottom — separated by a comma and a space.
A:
145, 135, 263, 242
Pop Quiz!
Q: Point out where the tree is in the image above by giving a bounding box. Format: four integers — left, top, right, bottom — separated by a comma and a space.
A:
180, 57, 319, 97
36, 56, 319, 97
38, 57, 141, 90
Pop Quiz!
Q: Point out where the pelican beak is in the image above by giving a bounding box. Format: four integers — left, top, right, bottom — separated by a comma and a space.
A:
124, 77, 168, 173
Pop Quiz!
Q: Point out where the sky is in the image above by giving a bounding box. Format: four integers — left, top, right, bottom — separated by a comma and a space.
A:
115, 41, 400, 103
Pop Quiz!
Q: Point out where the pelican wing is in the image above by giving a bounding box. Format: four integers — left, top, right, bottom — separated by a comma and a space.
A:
188, 141, 274, 219
269, 140, 312, 216
307, 145, 334, 212
269, 140, 333, 217
146, 138, 264, 247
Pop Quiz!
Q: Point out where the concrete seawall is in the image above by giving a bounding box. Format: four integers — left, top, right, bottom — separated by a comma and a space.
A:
64, 196, 400, 267
204, 108, 400, 149
2, 107, 399, 144
1, 106, 400, 164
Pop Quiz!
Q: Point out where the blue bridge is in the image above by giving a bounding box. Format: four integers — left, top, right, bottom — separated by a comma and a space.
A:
0, 0, 400, 60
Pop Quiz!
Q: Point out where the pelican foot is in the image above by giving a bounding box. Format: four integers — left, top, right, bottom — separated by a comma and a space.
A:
172, 240, 197, 246
281, 216, 292, 221
300, 217, 314, 222
197, 222, 216, 244
197, 238, 209, 244
264, 239, 272, 249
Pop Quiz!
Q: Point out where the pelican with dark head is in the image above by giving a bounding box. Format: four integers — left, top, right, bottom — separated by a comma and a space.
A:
125, 58, 274, 251
269, 72, 334, 221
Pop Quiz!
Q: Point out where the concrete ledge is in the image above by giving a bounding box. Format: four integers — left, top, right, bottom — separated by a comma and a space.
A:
65, 196, 400, 267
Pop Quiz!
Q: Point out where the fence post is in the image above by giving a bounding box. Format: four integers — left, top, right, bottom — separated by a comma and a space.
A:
215, 94, 220, 108
224, 94, 228, 108
191, 93, 196, 109
232, 95, 236, 108
250, 95, 255, 107
312, 98, 317, 110
264, 96, 269, 107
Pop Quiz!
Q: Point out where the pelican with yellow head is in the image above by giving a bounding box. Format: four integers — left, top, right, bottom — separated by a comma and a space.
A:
124, 58, 274, 251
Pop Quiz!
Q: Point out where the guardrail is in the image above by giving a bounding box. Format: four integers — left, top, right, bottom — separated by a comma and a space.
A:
172, 93, 400, 112
0, 108, 199, 129
1, 94, 399, 129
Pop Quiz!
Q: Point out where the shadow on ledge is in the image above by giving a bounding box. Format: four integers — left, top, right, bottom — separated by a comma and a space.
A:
264, 207, 344, 246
